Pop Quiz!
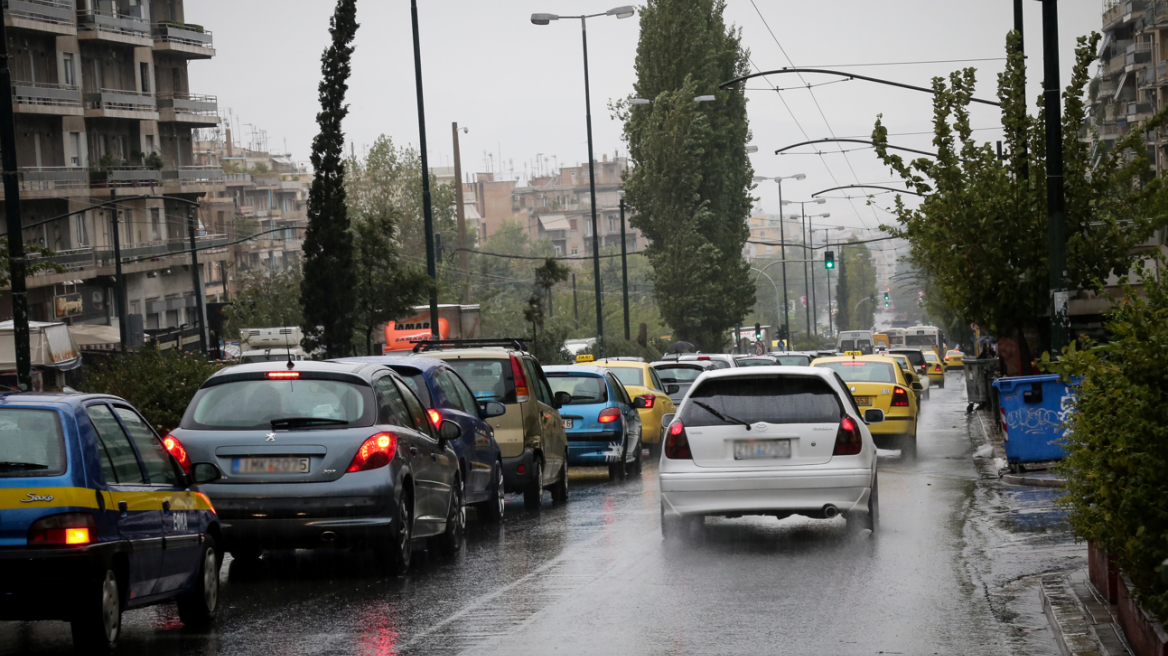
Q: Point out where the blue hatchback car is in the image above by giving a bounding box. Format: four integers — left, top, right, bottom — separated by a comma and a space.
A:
336, 357, 507, 522
0, 393, 224, 654
543, 366, 645, 481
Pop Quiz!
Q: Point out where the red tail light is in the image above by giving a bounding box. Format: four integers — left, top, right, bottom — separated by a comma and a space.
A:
891, 386, 910, 407
162, 434, 191, 474
833, 417, 862, 456
598, 407, 621, 424
426, 409, 441, 427
934, 365, 942, 372
267, 371, 300, 380
664, 421, 692, 459
347, 432, 398, 473
28, 513, 96, 546
510, 355, 530, 402
637, 395, 655, 409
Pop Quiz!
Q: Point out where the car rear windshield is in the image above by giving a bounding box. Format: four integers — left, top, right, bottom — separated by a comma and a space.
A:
947, 351, 962, 356
815, 361, 897, 383
654, 365, 705, 383
924, 352, 940, 362
443, 359, 515, 403
182, 378, 375, 430
388, 367, 431, 405
240, 353, 300, 363
680, 376, 842, 426
546, 374, 608, 405
0, 409, 66, 477
774, 355, 812, 366
892, 350, 925, 366
606, 367, 643, 388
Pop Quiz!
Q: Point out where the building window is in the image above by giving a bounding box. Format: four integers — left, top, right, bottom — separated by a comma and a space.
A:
63, 53, 75, 87
569, 219, 577, 232
571, 247, 578, 255
608, 216, 618, 233
150, 208, 161, 241
586, 221, 592, 236
140, 63, 150, 93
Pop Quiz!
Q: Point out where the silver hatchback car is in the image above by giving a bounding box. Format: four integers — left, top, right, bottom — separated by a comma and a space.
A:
173, 361, 464, 574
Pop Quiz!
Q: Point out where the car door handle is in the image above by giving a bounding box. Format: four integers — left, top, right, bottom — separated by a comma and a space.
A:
409, 446, 420, 456
118, 500, 128, 514
162, 500, 171, 513
430, 453, 438, 462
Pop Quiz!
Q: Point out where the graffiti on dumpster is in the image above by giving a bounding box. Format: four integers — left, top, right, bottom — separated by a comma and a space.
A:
1005, 387, 1077, 441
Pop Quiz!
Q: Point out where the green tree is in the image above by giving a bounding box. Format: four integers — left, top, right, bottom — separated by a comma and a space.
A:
81, 346, 224, 433
224, 266, 304, 337
301, 0, 358, 357
0, 239, 64, 287
835, 240, 876, 331
873, 32, 1168, 356
620, 0, 755, 351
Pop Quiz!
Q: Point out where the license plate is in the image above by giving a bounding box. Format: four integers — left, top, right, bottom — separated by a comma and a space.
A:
734, 440, 791, 460
233, 457, 310, 474
854, 396, 873, 406
562, 419, 574, 429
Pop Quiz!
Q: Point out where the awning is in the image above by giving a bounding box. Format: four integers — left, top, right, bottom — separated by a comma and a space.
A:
68, 324, 122, 352
1098, 32, 1112, 58
0, 320, 82, 371
539, 214, 570, 232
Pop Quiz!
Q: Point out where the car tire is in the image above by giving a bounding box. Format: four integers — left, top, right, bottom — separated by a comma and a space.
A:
431, 476, 465, 557
70, 568, 121, 655
628, 439, 643, 477
938, 378, 945, 389
847, 474, 879, 534
523, 457, 544, 511
177, 536, 220, 628
901, 431, 918, 460
478, 461, 505, 524
608, 454, 626, 481
551, 458, 569, 504
380, 491, 413, 575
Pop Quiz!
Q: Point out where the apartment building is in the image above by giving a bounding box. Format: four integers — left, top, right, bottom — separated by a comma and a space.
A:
0, 0, 226, 336
743, 214, 803, 261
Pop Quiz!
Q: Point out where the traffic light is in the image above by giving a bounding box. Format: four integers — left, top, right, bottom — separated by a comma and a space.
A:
754, 322, 762, 341
884, 291, 890, 309
824, 250, 835, 269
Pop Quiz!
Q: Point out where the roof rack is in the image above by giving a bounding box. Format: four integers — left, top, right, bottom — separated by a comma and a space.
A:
412, 338, 529, 353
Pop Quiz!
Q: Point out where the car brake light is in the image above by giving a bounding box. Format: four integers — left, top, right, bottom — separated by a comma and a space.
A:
935, 365, 942, 372
427, 409, 441, 427
637, 395, 655, 409
347, 432, 398, 473
598, 407, 621, 424
841, 362, 867, 366
833, 416, 862, 456
510, 355, 530, 403
267, 371, 300, 380
891, 386, 910, 407
664, 421, 691, 459
697, 356, 710, 361
162, 434, 191, 474
28, 513, 96, 546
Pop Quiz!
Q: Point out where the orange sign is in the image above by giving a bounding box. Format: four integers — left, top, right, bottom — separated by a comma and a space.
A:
383, 315, 450, 352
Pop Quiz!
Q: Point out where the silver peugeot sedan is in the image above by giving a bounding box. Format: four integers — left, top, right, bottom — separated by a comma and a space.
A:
173, 360, 464, 574
658, 366, 883, 538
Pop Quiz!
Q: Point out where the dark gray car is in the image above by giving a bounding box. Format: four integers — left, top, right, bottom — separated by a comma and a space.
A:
173, 361, 464, 574
650, 361, 717, 405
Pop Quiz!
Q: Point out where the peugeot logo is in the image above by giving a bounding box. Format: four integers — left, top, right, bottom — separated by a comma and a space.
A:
752, 422, 768, 432
265, 433, 277, 442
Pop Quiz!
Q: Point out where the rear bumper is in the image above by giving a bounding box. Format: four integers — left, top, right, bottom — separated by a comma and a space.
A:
867, 416, 914, 444
220, 516, 397, 551
501, 448, 536, 492
568, 437, 625, 465
0, 541, 125, 621
659, 467, 872, 518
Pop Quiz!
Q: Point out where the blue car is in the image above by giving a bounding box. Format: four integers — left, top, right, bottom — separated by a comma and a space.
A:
543, 366, 645, 481
336, 357, 507, 522
0, 393, 224, 654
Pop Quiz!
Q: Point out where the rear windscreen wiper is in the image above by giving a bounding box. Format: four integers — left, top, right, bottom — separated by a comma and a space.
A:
270, 417, 350, 430
692, 402, 752, 430
0, 461, 49, 471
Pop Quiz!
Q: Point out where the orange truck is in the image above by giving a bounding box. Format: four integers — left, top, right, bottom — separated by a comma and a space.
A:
383, 304, 481, 353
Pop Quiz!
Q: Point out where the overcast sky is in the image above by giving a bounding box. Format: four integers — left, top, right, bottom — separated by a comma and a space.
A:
188, 0, 1101, 241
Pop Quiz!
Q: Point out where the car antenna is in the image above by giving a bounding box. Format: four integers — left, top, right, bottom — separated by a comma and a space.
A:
283, 320, 294, 370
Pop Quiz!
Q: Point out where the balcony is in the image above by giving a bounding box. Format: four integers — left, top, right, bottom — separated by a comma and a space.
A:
83, 88, 157, 120
224, 173, 251, 186
89, 166, 162, 188
2, 0, 76, 35
151, 22, 214, 59
1126, 42, 1153, 68
1104, 0, 1150, 29
19, 166, 87, 198
76, 9, 151, 46
11, 81, 82, 116
157, 92, 218, 126
162, 165, 225, 194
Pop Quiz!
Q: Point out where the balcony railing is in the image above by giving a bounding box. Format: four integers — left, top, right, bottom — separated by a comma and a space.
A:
89, 166, 162, 188
224, 173, 252, 184
12, 80, 81, 108
76, 9, 151, 39
151, 22, 214, 50
162, 166, 225, 186
19, 166, 87, 192
3, 0, 75, 26
83, 88, 156, 113
156, 91, 217, 118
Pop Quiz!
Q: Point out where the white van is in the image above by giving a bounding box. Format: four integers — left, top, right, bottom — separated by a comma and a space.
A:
836, 330, 875, 355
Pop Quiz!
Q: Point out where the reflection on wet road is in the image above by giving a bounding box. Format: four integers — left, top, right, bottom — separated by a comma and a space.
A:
2, 372, 1074, 655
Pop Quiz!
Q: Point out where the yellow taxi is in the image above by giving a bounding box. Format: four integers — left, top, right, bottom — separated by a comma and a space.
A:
887, 352, 927, 402
921, 350, 946, 388
812, 353, 920, 458
584, 358, 677, 453
944, 349, 965, 370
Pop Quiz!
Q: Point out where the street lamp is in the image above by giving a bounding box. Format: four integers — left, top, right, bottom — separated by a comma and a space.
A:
782, 198, 827, 337
533, 5, 635, 355
753, 174, 806, 344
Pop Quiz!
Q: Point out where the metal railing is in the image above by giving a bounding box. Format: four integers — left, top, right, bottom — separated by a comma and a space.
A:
151, 23, 214, 50
11, 80, 81, 108
76, 8, 151, 38
162, 166, 225, 185
83, 88, 156, 113
18, 166, 86, 192
224, 173, 252, 184
156, 91, 217, 117
89, 167, 163, 188
3, 0, 75, 26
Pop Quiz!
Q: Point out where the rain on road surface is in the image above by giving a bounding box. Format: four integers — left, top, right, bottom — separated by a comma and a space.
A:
3, 372, 1077, 656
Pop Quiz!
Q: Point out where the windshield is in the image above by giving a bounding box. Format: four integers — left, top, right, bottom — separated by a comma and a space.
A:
905, 334, 936, 347
183, 378, 374, 430
606, 367, 644, 388
655, 365, 705, 382
443, 359, 514, 403
891, 350, 925, 366
814, 361, 897, 384
0, 409, 66, 477
681, 376, 842, 426
735, 358, 774, 367
924, 352, 940, 363
774, 355, 812, 366
546, 374, 608, 405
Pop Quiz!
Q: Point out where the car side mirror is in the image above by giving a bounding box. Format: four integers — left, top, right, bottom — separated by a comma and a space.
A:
553, 391, 572, 409
439, 419, 461, 441
864, 409, 885, 424
911, 382, 923, 392
632, 396, 648, 409
190, 462, 222, 486
666, 384, 680, 395
479, 401, 506, 419
661, 412, 675, 428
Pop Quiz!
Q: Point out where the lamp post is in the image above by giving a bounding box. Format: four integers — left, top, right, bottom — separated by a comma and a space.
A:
618, 191, 630, 340
754, 173, 805, 344
411, 0, 439, 339
533, 6, 635, 356
781, 198, 827, 337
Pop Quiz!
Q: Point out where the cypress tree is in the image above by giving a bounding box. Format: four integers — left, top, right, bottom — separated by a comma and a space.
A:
301, 0, 359, 356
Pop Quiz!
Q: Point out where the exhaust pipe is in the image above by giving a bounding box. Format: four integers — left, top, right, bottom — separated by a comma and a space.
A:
320, 531, 337, 542
822, 504, 839, 519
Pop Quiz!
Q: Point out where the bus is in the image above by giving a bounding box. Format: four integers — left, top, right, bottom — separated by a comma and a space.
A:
885, 328, 907, 347
836, 330, 874, 354
905, 325, 945, 355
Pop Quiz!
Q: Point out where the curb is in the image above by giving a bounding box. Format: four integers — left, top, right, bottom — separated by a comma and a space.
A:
1002, 473, 1066, 488
1042, 569, 1132, 656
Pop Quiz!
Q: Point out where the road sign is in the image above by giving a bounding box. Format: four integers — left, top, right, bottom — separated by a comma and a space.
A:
753, 340, 766, 356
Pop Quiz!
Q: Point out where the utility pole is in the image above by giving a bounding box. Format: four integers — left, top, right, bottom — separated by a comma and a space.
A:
826, 237, 834, 337
809, 213, 817, 336
1041, 0, 1068, 353
452, 122, 469, 302
581, 16, 604, 356
0, 19, 31, 388
801, 205, 811, 338
187, 207, 208, 354
411, 0, 440, 338
111, 190, 127, 354
572, 272, 579, 325
619, 196, 630, 340
1015, 0, 1029, 182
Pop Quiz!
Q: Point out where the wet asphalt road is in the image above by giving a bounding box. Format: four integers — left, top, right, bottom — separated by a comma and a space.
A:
3, 371, 1079, 656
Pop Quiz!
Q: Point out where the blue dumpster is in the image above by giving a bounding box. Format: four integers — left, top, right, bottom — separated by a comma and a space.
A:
992, 374, 1074, 466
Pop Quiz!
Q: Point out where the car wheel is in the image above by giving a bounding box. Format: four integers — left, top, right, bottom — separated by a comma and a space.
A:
901, 430, 918, 460
629, 439, 643, 477
177, 536, 220, 628
938, 378, 945, 389
70, 568, 121, 655
552, 458, 569, 504
432, 476, 465, 557
380, 491, 413, 575
478, 461, 505, 524
523, 457, 544, 511
847, 474, 879, 534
